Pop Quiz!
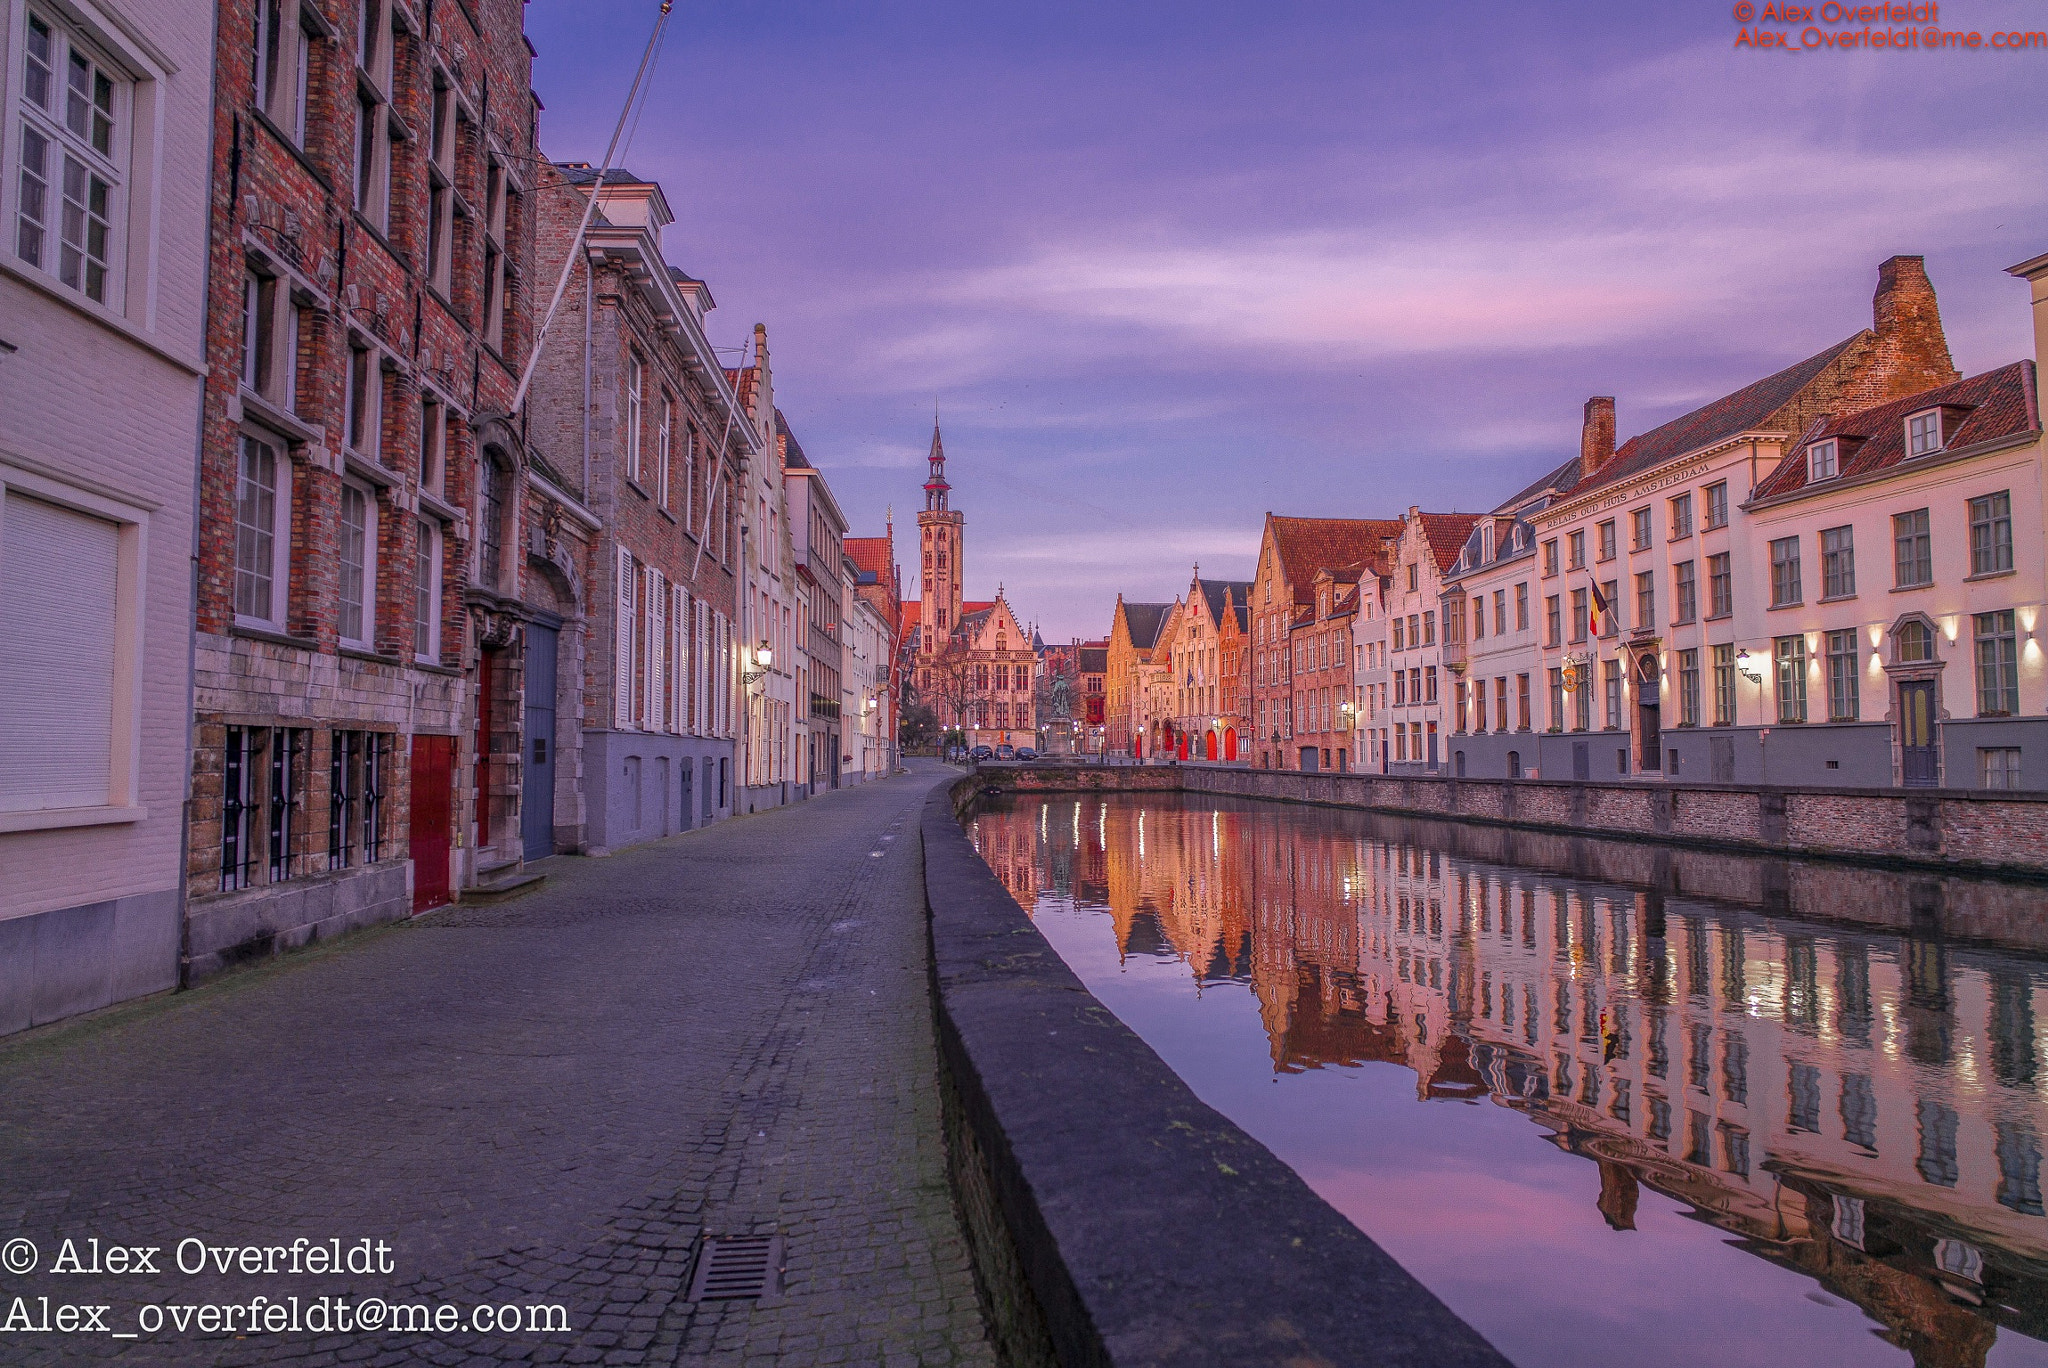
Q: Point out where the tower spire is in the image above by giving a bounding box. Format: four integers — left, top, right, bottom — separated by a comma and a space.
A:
924, 417, 950, 511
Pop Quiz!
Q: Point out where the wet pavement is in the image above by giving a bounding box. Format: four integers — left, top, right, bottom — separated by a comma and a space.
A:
973, 791, 2048, 1368
0, 761, 993, 1367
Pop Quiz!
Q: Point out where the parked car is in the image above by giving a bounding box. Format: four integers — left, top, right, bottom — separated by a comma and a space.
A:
996, 744, 1016, 760
1015, 747, 1038, 761
970, 745, 994, 761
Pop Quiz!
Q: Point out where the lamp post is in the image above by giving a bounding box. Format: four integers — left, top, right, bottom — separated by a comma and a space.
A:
1337, 699, 1356, 772
742, 642, 774, 685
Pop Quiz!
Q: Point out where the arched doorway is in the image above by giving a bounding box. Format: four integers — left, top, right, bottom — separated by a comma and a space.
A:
1224, 728, 1237, 761
1176, 735, 1189, 760
1204, 730, 1217, 760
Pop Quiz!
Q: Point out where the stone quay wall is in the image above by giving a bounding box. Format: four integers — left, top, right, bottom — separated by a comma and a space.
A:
921, 778, 1512, 1368
981, 763, 2048, 880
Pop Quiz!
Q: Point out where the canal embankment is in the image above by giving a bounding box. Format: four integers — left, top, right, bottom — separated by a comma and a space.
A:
922, 776, 1513, 1368
977, 763, 2048, 882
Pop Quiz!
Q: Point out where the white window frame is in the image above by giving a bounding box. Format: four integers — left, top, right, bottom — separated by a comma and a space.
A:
252, 0, 314, 147
7, 2, 144, 313
625, 354, 643, 484
344, 336, 381, 459
0, 456, 149, 829
413, 516, 440, 663
1906, 409, 1943, 458
337, 478, 376, 651
657, 394, 672, 510
232, 428, 292, 630
1808, 438, 1838, 482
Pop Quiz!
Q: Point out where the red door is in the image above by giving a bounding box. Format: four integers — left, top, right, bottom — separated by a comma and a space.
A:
1204, 730, 1217, 760
410, 735, 455, 912
1224, 728, 1238, 761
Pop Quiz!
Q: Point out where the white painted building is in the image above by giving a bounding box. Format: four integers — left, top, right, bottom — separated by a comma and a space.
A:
0, 0, 213, 1031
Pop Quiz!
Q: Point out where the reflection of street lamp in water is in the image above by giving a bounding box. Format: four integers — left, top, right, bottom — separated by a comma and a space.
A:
1736, 648, 1766, 783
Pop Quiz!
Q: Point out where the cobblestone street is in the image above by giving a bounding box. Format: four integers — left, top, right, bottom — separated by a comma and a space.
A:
0, 762, 995, 1368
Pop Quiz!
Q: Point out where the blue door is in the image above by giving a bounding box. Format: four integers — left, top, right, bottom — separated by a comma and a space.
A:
522, 625, 558, 860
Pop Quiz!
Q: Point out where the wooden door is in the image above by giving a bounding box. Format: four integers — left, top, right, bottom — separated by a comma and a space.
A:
1900, 680, 1938, 787
410, 735, 455, 912
522, 626, 558, 860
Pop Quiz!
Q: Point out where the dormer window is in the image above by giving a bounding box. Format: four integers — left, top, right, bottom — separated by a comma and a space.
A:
1809, 439, 1839, 482
1907, 409, 1943, 457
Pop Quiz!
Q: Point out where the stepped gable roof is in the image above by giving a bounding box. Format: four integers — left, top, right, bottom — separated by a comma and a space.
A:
1118, 601, 1174, 650
1270, 516, 1405, 599
1751, 362, 2039, 502
964, 600, 996, 616
723, 365, 758, 412
1195, 577, 1254, 625
1560, 334, 1862, 501
1416, 513, 1484, 575
1079, 646, 1109, 673
776, 411, 810, 468
556, 164, 655, 189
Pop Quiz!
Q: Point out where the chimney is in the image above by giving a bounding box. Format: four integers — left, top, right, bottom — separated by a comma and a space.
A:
1580, 396, 1616, 474
1871, 255, 1959, 394
2006, 249, 2048, 378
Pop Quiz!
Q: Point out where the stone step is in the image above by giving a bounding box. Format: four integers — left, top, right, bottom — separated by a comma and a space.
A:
463, 869, 547, 904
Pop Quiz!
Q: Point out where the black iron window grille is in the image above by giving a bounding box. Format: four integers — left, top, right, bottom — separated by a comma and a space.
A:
222, 726, 258, 892
267, 727, 304, 884
329, 730, 361, 869
363, 733, 386, 862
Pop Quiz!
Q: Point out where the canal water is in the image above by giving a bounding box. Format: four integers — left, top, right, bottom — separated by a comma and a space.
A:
968, 792, 2048, 1368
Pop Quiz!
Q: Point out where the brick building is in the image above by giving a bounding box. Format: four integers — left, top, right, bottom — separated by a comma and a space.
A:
1165, 569, 1252, 761
186, 0, 551, 975
525, 163, 748, 855
845, 519, 904, 763
783, 418, 848, 791
727, 337, 802, 811
1105, 595, 1171, 758
1, 0, 214, 1030
1289, 565, 1365, 772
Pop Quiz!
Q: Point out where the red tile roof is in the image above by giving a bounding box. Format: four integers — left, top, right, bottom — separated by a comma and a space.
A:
845, 536, 893, 579
723, 365, 759, 412
1752, 362, 2040, 501
1416, 512, 1484, 575
1269, 516, 1405, 601
1558, 335, 1862, 502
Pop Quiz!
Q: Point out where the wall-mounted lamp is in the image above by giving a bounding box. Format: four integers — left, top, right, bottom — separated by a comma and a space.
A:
742, 643, 774, 684
1735, 647, 1763, 684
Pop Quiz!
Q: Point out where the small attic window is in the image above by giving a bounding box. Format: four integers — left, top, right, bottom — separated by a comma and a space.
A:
1808, 439, 1839, 483
1907, 409, 1943, 457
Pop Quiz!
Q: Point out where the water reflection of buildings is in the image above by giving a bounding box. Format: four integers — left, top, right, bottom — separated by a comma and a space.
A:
970, 795, 2048, 1368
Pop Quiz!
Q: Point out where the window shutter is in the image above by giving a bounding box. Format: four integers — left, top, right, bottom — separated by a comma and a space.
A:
645, 566, 663, 731
672, 585, 688, 734
696, 600, 709, 736
615, 548, 634, 728
0, 493, 119, 810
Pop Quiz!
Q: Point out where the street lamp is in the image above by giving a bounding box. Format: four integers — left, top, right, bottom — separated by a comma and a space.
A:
1736, 647, 1767, 782
742, 642, 774, 685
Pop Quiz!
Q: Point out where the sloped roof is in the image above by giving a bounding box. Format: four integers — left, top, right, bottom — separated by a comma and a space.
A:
1752, 361, 2039, 502
776, 411, 811, 468
845, 537, 893, 580
1196, 577, 1254, 625
723, 365, 758, 412
1497, 455, 1581, 514
1416, 512, 1484, 575
1118, 601, 1174, 650
1269, 517, 1405, 600
1560, 334, 1862, 501
1079, 647, 1108, 673
556, 164, 655, 189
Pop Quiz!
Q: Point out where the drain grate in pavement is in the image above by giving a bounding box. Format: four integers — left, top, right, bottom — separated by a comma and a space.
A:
689, 1235, 784, 1302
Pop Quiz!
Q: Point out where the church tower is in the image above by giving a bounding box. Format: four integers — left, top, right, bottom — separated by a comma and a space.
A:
918, 422, 964, 656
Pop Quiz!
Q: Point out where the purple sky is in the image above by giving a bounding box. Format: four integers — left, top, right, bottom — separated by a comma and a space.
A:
528, 1, 2048, 641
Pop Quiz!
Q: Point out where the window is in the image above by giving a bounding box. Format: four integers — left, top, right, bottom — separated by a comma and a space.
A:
1491, 589, 1505, 635
1567, 530, 1585, 569
338, 482, 375, 649
413, 519, 440, 662
1494, 677, 1508, 732
1820, 525, 1855, 599
1670, 493, 1693, 540
1600, 581, 1619, 637
482, 158, 511, 351
1406, 563, 1418, 592
1425, 666, 1438, 703
1808, 439, 1838, 482
1517, 674, 1531, 730
1775, 635, 1808, 723
253, 0, 312, 145
1769, 536, 1802, 607
1969, 491, 2013, 576
1826, 629, 1858, 721
1423, 611, 1435, 646
1394, 670, 1405, 706
1596, 521, 1615, 561
426, 74, 455, 293
14, 10, 125, 305
682, 425, 698, 526
1631, 507, 1652, 551
1515, 583, 1528, 631
1678, 649, 1700, 726
419, 395, 445, 496
1545, 594, 1561, 647
1673, 560, 1696, 624
1704, 482, 1728, 530
1893, 509, 1932, 588
0, 482, 136, 815
220, 726, 306, 890
478, 455, 505, 588
1548, 668, 1564, 730
1570, 588, 1588, 643
1712, 644, 1735, 726
1574, 668, 1592, 731
345, 341, 379, 458
625, 355, 644, 483
1634, 570, 1654, 629
1699, 551, 1729, 620
1392, 617, 1405, 651
233, 433, 289, 626
328, 730, 387, 868
1894, 618, 1935, 664
1907, 409, 1943, 457
1980, 748, 2023, 790
657, 395, 673, 510
1603, 659, 1622, 730
1975, 610, 2018, 716
1543, 539, 1558, 577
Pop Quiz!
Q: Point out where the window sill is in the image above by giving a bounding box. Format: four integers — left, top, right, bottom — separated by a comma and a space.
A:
0, 258, 204, 376
626, 479, 651, 501
658, 507, 678, 524
1890, 581, 1934, 594
1817, 593, 1857, 605
1704, 611, 1733, 623
0, 804, 146, 834
237, 388, 322, 446
1670, 617, 1698, 629
1964, 568, 2017, 583
250, 107, 331, 193
349, 211, 406, 271
1668, 531, 1693, 544
413, 657, 462, 677
231, 622, 318, 652
340, 645, 404, 667
1767, 601, 1805, 612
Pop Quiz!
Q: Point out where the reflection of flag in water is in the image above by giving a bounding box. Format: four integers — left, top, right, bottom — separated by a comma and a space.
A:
1588, 578, 1612, 636
1600, 1007, 1621, 1063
